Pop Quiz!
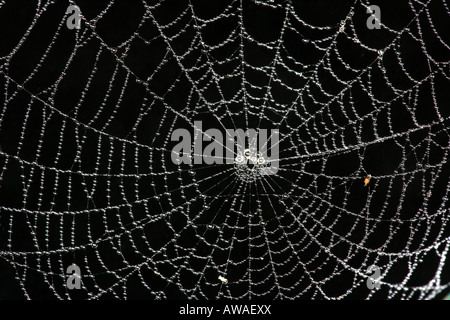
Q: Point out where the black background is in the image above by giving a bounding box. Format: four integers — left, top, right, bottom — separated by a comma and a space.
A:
0, 0, 449, 300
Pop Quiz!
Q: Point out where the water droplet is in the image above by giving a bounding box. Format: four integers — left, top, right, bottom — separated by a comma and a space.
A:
218, 275, 228, 284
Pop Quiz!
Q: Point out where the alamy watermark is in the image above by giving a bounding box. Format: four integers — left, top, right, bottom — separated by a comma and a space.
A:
366, 264, 381, 290
66, 5, 81, 30
366, 5, 381, 29
66, 263, 82, 290
171, 121, 279, 176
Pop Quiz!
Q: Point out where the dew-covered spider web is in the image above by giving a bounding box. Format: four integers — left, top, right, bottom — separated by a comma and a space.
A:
0, 0, 449, 300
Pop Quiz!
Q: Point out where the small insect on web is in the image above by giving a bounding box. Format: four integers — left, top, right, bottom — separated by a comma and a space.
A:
364, 174, 371, 187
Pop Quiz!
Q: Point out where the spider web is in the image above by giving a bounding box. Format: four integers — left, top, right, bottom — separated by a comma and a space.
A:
0, 0, 449, 300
